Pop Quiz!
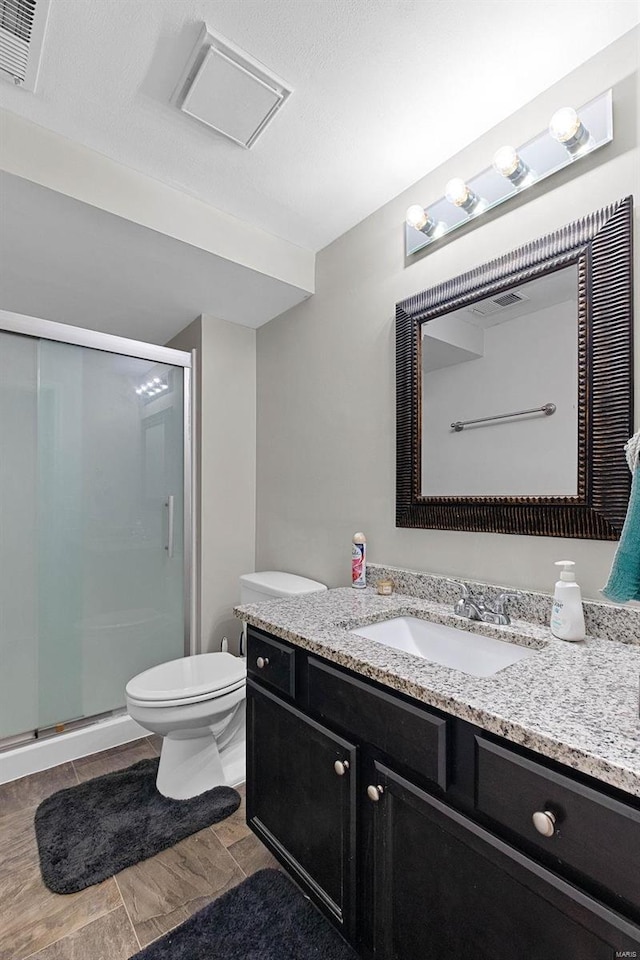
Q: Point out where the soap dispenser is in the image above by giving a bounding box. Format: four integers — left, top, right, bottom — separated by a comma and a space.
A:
550, 561, 586, 642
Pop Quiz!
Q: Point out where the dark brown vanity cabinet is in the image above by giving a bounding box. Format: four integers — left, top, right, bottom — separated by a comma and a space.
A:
245, 627, 640, 959
246, 681, 357, 938
369, 763, 638, 960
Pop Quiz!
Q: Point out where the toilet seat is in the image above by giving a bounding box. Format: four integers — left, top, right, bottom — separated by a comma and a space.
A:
126, 652, 246, 708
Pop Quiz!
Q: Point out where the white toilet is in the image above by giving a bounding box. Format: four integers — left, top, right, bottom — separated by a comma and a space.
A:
126, 571, 327, 799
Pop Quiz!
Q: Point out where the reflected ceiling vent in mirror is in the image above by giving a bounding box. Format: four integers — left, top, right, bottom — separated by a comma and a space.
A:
492, 291, 528, 308
173, 24, 292, 148
469, 291, 529, 318
0, 0, 51, 91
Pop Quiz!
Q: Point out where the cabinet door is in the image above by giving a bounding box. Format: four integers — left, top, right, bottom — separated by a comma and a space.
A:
246, 681, 357, 939
368, 762, 640, 960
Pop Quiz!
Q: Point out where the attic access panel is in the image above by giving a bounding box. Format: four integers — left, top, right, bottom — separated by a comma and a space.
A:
175, 25, 292, 149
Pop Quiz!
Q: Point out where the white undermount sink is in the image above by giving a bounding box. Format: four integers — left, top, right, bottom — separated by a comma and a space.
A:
349, 616, 537, 678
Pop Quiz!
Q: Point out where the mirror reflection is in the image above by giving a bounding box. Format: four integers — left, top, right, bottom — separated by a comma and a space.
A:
420, 264, 578, 498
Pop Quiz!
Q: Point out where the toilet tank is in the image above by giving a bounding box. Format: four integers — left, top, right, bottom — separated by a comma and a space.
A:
239, 571, 327, 604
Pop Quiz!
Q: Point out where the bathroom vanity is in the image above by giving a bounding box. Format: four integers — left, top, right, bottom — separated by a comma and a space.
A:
237, 584, 640, 959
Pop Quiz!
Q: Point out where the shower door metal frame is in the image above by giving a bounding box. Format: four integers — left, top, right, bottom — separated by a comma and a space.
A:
0, 310, 195, 737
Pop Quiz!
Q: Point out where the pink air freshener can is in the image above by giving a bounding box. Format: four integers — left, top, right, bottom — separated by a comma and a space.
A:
352, 532, 367, 589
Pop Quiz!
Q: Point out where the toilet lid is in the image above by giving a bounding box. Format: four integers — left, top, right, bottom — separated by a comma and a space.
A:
126, 652, 246, 702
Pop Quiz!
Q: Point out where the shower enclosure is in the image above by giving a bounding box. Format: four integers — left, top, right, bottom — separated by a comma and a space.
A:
0, 311, 192, 748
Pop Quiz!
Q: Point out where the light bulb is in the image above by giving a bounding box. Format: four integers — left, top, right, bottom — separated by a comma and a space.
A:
445, 178, 480, 213
445, 178, 470, 207
492, 145, 529, 185
153, 377, 161, 384
161, 384, 169, 390
493, 146, 518, 177
549, 107, 580, 142
549, 107, 589, 151
406, 204, 436, 236
135, 388, 143, 395
406, 205, 427, 230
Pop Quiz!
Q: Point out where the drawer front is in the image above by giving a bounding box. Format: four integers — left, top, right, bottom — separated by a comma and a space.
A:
247, 629, 295, 698
307, 657, 447, 789
476, 736, 640, 912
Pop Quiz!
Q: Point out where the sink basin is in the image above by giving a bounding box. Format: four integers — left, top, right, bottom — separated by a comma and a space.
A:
349, 616, 537, 678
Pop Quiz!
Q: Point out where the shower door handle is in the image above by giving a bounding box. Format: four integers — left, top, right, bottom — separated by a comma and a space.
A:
165, 495, 175, 559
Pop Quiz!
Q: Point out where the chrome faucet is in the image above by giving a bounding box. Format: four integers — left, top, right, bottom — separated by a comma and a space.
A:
447, 580, 485, 620
447, 580, 521, 626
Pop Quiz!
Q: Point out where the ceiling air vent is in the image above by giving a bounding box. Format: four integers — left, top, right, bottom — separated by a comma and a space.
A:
173, 24, 292, 149
469, 290, 530, 317
0, 0, 50, 91
492, 291, 529, 308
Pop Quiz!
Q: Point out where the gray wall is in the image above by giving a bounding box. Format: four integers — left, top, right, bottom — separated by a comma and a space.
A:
256, 29, 639, 600
169, 314, 256, 653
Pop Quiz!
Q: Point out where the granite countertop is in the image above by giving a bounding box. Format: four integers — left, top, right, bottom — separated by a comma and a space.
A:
235, 587, 640, 799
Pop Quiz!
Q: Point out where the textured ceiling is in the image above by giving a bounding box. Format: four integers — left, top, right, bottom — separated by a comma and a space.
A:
0, 0, 638, 252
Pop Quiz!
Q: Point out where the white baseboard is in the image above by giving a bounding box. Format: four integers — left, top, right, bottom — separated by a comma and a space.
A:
0, 715, 149, 785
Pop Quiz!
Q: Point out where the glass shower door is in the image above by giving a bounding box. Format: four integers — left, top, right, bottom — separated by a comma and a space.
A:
0, 328, 189, 740
37, 340, 186, 728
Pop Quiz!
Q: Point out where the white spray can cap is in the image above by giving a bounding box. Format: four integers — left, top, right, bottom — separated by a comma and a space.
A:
555, 560, 576, 581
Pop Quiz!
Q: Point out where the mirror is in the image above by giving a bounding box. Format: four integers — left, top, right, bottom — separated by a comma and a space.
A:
396, 197, 633, 540
421, 265, 578, 498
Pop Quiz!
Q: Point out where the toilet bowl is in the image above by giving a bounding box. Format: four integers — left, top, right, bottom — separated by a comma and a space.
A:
126, 652, 246, 799
126, 571, 327, 799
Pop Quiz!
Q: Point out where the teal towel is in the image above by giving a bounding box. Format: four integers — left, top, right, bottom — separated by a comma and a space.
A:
602, 464, 640, 602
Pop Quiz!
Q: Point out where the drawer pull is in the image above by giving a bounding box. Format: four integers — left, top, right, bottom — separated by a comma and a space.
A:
334, 760, 350, 776
532, 810, 557, 837
367, 784, 384, 802
256, 657, 269, 669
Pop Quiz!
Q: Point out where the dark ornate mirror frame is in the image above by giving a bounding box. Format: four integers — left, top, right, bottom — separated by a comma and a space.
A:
396, 195, 634, 539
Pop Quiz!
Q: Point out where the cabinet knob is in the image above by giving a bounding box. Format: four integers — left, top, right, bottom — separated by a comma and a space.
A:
532, 810, 557, 837
334, 760, 350, 776
256, 657, 269, 669
367, 784, 384, 802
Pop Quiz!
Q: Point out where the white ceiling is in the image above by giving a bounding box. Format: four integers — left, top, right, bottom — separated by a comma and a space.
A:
0, 0, 638, 253
0, 172, 309, 342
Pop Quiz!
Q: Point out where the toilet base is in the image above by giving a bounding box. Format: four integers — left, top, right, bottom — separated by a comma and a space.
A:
156, 733, 225, 799
126, 676, 247, 800
155, 723, 246, 799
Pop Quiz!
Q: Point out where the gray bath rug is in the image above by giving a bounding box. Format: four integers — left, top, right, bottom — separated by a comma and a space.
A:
131, 868, 357, 960
35, 757, 240, 894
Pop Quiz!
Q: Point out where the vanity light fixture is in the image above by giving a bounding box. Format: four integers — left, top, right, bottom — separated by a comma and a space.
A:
549, 107, 590, 153
492, 145, 530, 186
405, 88, 612, 256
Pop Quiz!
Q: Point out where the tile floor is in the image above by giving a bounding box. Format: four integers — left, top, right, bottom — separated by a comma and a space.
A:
0, 737, 278, 960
